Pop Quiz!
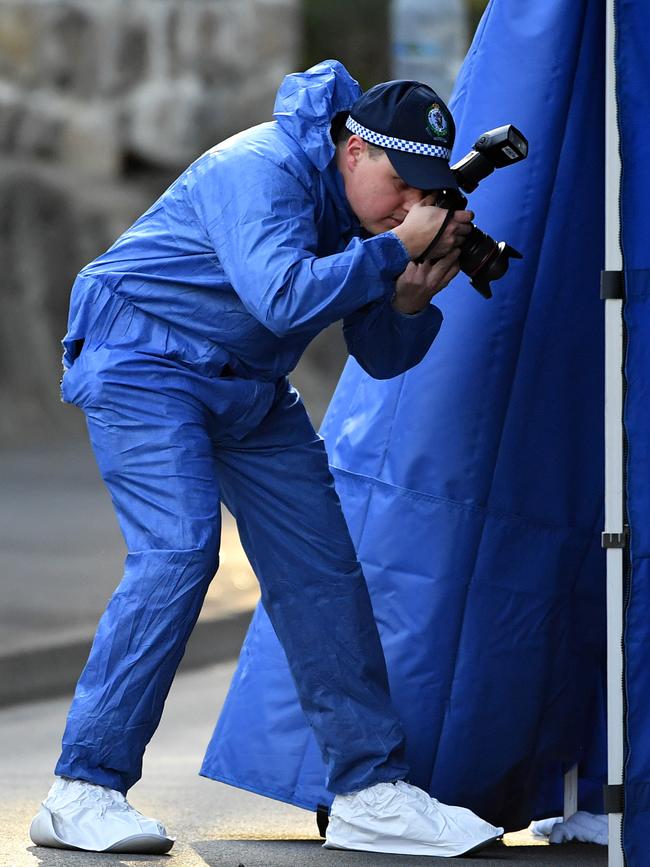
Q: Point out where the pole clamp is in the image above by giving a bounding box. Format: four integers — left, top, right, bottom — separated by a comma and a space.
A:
601, 270, 625, 300
602, 527, 629, 549
603, 784, 624, 814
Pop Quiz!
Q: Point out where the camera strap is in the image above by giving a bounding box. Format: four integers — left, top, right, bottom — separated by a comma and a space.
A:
415, 209, 456, 264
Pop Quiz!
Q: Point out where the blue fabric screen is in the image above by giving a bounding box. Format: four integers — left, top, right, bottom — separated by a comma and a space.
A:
203, 0, 612, 833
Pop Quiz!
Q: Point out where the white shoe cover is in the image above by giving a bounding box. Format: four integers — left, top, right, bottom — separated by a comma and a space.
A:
29, 777, 174, 854
531, 812, 608, 845
531, 816, 562, 837
323, 780, 504, 857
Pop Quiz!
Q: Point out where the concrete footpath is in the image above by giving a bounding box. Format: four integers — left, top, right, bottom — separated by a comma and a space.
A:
0, 441, 260, 707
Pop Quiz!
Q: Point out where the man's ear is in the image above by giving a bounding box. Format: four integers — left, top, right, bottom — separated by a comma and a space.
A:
344, 134, 367, 172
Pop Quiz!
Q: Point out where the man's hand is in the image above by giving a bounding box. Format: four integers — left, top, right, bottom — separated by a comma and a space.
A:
392, 197, 474, 260
392, 249, 461, 314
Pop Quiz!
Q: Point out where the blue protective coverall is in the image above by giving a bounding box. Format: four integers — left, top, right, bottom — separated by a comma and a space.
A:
54, 60, 445, 797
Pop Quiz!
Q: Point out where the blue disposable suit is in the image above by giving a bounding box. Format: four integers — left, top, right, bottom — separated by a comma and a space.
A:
54, 60, 444, 796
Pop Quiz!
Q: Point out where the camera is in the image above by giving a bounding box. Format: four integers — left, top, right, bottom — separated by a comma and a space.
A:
417, 124, 528, 299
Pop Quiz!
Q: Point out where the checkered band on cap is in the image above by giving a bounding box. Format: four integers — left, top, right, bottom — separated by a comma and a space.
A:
345, 116, 451, 160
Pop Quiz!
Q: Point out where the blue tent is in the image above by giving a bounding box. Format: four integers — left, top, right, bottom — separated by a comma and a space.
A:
202, 0, 648, 860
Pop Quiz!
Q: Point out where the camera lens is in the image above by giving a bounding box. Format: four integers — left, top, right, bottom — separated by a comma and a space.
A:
459, 228, 522, 299
459, 227, 496, 277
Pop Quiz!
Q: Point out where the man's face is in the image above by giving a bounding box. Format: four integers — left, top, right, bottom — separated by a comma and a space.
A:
338, 135, 431, 235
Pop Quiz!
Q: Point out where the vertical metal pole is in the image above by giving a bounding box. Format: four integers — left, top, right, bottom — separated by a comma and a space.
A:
605, 0, 625, 864
563, 764, 578, 821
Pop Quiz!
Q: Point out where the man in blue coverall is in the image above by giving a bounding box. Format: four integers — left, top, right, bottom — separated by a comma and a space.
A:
30, 60, 503, 858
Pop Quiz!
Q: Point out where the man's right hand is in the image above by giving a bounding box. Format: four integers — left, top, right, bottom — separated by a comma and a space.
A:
392, 198, 474, 260
392, 249, 462, 313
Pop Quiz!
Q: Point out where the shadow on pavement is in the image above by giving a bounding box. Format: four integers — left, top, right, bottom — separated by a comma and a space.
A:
24, 838, 608, 866
27, 846, 173, 865
194, 838, 608, 866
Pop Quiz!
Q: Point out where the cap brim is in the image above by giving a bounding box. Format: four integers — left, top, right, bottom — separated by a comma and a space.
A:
386, 149, 458, 192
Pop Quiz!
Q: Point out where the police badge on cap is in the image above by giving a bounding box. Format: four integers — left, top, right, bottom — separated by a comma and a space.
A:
426, 103, 448, 141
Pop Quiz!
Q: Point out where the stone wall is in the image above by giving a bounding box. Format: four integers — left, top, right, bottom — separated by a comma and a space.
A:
0, 0, 300, 175
0, 161, 155, 443
0, 0, 300, 443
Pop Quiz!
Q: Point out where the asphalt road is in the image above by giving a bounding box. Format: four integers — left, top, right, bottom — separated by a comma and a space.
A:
0, 443, 259, 658
0, 661, 607, 867
0, 441, 260, 706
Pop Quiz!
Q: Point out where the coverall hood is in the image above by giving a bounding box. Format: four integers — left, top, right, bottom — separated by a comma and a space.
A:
273, 59, 362, 171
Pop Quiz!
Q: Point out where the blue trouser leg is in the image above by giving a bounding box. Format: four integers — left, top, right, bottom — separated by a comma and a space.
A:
57, 356, 408, 796
55, 374, 222, 794
212, 384, 410, 794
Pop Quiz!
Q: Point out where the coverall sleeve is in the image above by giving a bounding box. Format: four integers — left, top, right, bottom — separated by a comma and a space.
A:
342, 296, 443, 380
186, 152, 410, 337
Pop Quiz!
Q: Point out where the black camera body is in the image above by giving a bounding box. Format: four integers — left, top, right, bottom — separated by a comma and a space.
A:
419, 124, 528, 299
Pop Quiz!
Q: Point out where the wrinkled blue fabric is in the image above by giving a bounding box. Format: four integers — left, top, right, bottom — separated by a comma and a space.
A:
55, 59, 448, 795
619, 0, 650, 863
63, 60, 441, 384
204, 2, 609, 831
56, 357, 409, 794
